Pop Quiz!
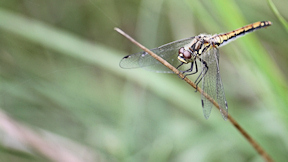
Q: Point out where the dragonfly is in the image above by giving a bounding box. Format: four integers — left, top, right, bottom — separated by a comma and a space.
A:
119, 21, 272, 120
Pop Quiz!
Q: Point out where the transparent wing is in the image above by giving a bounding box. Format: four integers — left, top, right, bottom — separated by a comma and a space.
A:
119, 37, 195, 73
214, 48, 228, 120
201, 48, 228, 120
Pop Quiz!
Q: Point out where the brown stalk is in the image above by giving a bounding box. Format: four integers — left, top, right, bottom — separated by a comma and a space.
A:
115, 27, 274, 162
0, 109, 97, 162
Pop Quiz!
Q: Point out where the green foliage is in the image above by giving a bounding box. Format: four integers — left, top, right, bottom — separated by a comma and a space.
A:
0, 0, 287, 161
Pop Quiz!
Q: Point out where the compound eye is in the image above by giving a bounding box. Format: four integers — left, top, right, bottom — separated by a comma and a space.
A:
183, 50, 191, 59
178, 47, 184, 54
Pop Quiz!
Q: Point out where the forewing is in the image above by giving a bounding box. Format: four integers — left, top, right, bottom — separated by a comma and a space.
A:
201, 48, 228, 119
201, 48, 217, 119
215, 48, 228, 120
119, 37, 195, 73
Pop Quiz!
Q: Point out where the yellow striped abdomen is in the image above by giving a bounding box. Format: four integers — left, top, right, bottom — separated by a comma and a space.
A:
213, 21, 272, 47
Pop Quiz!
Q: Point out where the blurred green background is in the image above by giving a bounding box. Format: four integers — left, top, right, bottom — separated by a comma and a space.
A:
0, 0, 287, 162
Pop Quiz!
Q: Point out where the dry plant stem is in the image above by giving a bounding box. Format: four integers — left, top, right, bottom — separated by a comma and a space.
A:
115, 27, 274, 162
0, 109, 97, 162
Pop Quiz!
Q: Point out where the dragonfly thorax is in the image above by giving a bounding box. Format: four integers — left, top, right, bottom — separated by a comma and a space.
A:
177, 34, 214, 64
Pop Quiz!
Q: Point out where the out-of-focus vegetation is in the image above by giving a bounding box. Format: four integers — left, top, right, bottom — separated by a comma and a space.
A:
0, 0, 287, 161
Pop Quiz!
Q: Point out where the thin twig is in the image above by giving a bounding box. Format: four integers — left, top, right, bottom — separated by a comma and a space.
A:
115, 27, 274, 162
0, 109, 98, 162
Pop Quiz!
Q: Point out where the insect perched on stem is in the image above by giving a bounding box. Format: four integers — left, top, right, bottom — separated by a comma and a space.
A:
120, 21, 272, 120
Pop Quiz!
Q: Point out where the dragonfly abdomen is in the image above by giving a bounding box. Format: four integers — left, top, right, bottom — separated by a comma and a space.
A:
213, 21, 272, 47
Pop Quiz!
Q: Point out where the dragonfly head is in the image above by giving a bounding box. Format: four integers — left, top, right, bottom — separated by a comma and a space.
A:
178, 47, 194, 64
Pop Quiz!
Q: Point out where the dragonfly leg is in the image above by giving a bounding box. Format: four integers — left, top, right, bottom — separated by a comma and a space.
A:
176, 62, 184, 70
177, 61, 194, 79
178, 61, 198, 80
194, 58, 208, 92
184, 60, 198, 77
176, 62, 186, 79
